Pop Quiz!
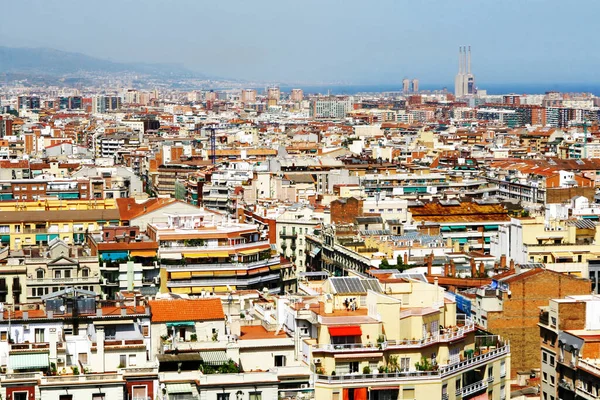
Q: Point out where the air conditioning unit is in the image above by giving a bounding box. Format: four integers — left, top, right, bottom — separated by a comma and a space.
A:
57, 357, 64, 364
300, 384, 309, 389
22, 324, 29, 330
153, 276, 160, 284
314, 358, 322, 364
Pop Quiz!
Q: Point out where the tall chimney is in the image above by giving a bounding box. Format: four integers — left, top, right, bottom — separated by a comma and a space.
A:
468, 45, 472, 74
500, 255, 507, 269
458, 46, 463, 74
427, 254, 433, 276
470, 258, 477, 277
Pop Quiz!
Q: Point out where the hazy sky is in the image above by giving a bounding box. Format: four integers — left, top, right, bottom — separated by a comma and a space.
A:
2, 0, 599, 85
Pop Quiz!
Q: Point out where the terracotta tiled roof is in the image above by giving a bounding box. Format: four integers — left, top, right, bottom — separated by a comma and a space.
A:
149, 298, 224, 323
116, 198, 176, 221
239, 325, 289, 340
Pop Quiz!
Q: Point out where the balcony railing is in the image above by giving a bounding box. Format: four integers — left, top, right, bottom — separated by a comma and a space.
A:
10, 342, 50, 352
164, 257, 280, 271
578, 358, 600, 377
160, 240, 270, 253
456, 379, 488, 397
315, 344, 510, 384
539, 311, 549, 326
315, 370, 439, 384
312, 320, 475, 353
440, 344, 510, 377
44, 372, 121, 383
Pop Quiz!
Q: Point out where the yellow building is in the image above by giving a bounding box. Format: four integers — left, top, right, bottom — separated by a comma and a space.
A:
301, 276, 510, 400
0, 200, 120, 250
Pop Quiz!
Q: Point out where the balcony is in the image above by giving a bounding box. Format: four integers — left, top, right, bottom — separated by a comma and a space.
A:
539, 311, 549, 326
10, 342, 50, 353
164, 256, 280, 272
312, 319, 475, 353
315, 344, 510, 384
280, 232, 297, 239
578, 358, 600, 377
456, 379, 488, 398
43, 372, 121, 384
160, 240, 270, 254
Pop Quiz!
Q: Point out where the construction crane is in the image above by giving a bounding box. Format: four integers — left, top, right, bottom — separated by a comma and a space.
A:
572, 120, 592, 159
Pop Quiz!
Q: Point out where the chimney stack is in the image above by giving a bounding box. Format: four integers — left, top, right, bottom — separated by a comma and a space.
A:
509, 259, 515, 271
468, 45, 472, 74
479, 261, 485, 276
444, 263, 450, 276
450, 260, 455, 276
500, 255, 507, 269
427, 253, 433, 276
470, 258, 477, 277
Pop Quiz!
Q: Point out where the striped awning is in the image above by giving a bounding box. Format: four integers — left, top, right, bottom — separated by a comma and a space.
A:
166, 383, 194, 394
200, 350, 229, 366
160, 253, 182, 260
183, 252, 228, 258
9, 352, 49, 370
130, 250, 156, 257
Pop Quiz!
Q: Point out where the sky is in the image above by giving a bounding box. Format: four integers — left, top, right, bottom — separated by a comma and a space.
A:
1, 0, 600, 85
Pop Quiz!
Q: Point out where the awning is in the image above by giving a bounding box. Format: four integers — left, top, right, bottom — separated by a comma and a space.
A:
160, 253, 182, 260
101, 251, 129, 261
183, 252, 228, 258
157, 353, 201, 363
450, 225, 467, 230
440, 226, 452, 232
454, 238, 468, 244
484, 225, 499, 230
334, 352, 383, 359
238, 248, 263, 255
328, 326, 362, 337
369, 386, 399, 391
130, 250, 156, 257
166, 321, 195, 328
200, 350, 229, 365
552, 252, 573, 260
166, 383, 194, 394
170, 271, 191, 279
93, 320, 134, 325
9, 353, 49, 370
310, 247, 321, 257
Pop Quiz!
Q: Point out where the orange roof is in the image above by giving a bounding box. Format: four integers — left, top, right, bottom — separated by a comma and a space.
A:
239, 325, 289, 340
116, 198, 177, 221
149, 298, 224, 323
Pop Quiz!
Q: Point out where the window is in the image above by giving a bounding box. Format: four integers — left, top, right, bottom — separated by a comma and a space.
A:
54, 270, 61, 279
13, 393, 27, 400
131, 386, 147, 400
216, 395, 230, 400
79, 352, 88, 365
142, 325, 149, 337
550, 375, 555, 385
403, 388, 415, 400
37, 269, 45, 279
274, 355, 286, 367
543, 352, 547, 363
249, 392, 262, 400
129, 354, 137, 366
550, 355, 555, 366
500, 360, 506, 377
35, 328, 45, 343
488, 365, 493, 381
543, 372, 547, 382
1, 331, 6, 341
81, 268, 89, 278
332, 393, 340, 400
120, 354, 126, 367
400, 357, 410, 372
64, 270, 71, 279
92, 394, 105, 400
59, 396, 73, 400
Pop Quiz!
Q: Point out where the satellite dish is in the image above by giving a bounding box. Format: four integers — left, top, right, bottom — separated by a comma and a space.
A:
160, 383, 166, 389
59, 305, 66, 312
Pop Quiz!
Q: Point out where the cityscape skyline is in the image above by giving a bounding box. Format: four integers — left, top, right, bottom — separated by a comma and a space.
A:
2, 0, 600, 85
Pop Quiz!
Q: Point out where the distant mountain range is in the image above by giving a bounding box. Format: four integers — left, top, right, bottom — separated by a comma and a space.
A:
0, 46, 205, 79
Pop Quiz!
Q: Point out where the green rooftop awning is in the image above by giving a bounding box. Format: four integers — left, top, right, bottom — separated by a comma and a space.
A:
166, 383, 194, 394
484, 225, 499, 230
200, 350, 229, 366
455, 238, 468, 244
9, 353, 49, 370
484, 237, 491, 243
440, 226, 452, 232
450, 226, 467, 230
166, 321, 195, 328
